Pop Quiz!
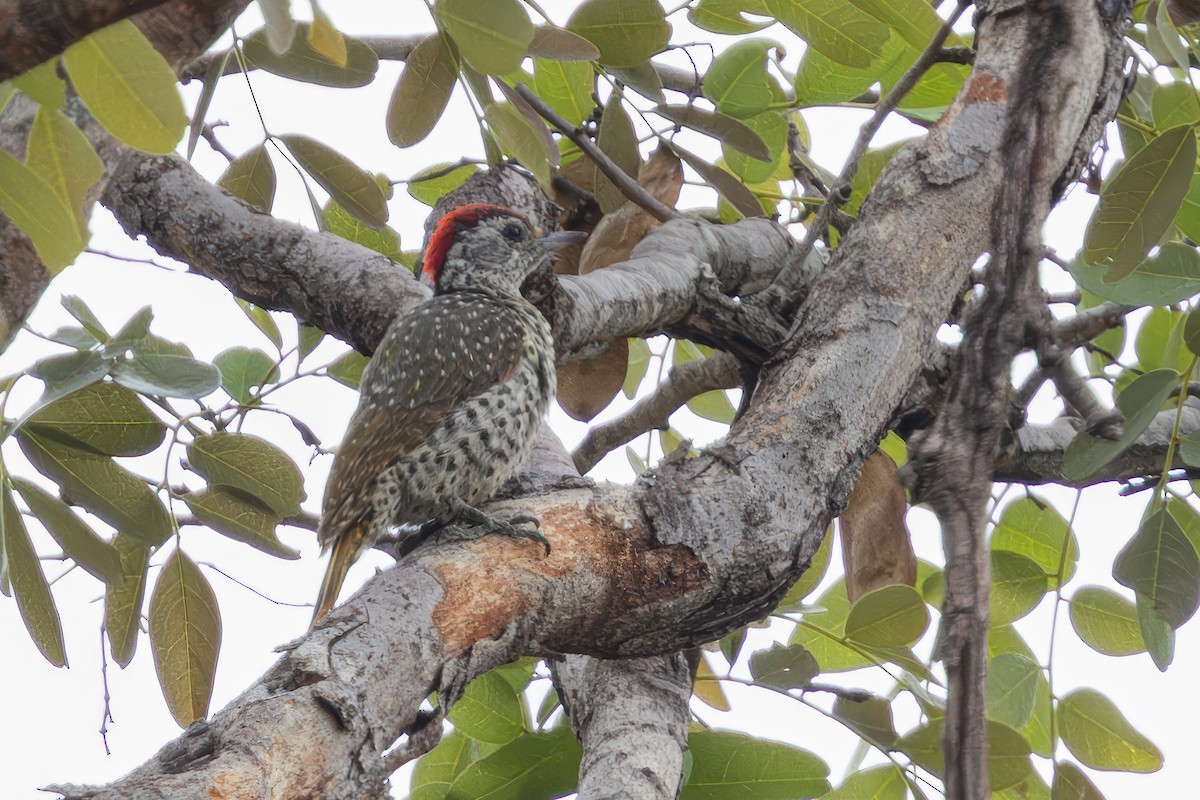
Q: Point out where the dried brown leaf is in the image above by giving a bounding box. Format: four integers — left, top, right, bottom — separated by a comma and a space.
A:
841, 450, 916, 603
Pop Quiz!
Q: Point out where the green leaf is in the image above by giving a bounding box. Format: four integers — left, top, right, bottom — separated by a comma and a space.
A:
1176, 173, 1200, 242
435, 0, 534, 76
1062, 369, 1179, 480
328, 349, 369, 388
1071, 242, 1200, 308
528, 26, 602, 60
13, 477, 123, 584
235, 299, 283, 350
387, 33, 459, 148
843, 584, 929, 647
897, 719, 1032, 791
533, 58, 594, 126
1069, 585, 1145, 656
1185, 304, 1200, 357
992, 495, 1078, 588
759, 0, 888, 68
25, 107, 103, 235
242, 23, 379, 86
987, 653, 1040, 729
298, 324, 325, 362
446, 727, 581, 800
1057, 688, 1163, 772
820, 765, 906, 800
106, 306, 154, 354
623, 337, 651, 399
1113, 506, 1200, 628
748, 642, 818, 689
689, 0, 773, 35
24, 381, 165, 457
411, 730, 480, 800
1052, 761, 1106, 800
846, 0, 941, 49
485, 103, 552, 190
567, 0, 671, 68
448, 670, 526, 745
1, 481, 67, 667
12, 58, 66, 107
0, 149, 85, 271
17, 428, 173, 546
308, 7, 347, 66
323, 198, 403, 260
217, 144, 277, 213
186, 49, 229, 159
723, 109, 787, 183
1152, 80, 1200, 130
105, 535, 149, 667
182, 487, 296, 559
775, 525, 833, 611
149, 548, 222, 728
626, 446, 648, 474
1136, 591, 1175, 671
24, 351, 113, 424
687, 389, 736, 424
845, 140, 909, 216
703, 39, 775, 119
793, 33, 906, 107
831, 693, 898, 750
1134, 307, 1187, 373
111, 352, 222, 399
594, 98, 641, 213
659, 104, 771, 161
673, 143, 764, 218
408, 163, 480, 207
187, 432, 306, 517
789, 580, 872, 672
63, 20, 187, 154
991, 550, 1048, 625
681, 729, 830, 799
280, 134, 389, 229
258, 0, 298, 53
213, 346, 278, 404
1082, 125, 1196, 283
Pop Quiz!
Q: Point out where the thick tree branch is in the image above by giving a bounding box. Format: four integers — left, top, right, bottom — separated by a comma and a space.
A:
44, 0, 1126, 795
0, 0, 173, 81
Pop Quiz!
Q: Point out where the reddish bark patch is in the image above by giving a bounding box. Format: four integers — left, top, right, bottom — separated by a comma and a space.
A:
962, 70, 1006, 104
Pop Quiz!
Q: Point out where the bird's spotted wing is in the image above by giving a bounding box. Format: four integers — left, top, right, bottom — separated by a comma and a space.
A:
318, 294, 527, 544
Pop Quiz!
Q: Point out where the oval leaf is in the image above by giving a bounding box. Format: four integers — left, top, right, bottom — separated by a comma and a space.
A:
279, 134, 389, 229
448, 670, 526, 745
182, 487, 297, 559
820, 766, 906, 800
2, 482, 66, 667
843, 583, 929, 648
759, 0, 888, 68
446, 727, 581, 800
567, 0, 671, 68
105, 535, 150, 667
1083, 125, 1196, 283
1069, 585, 1146, 656
387, 33, 458, 148
213, 346, 278, 404
111, 352, 222, 399
435, 0, 534, 76
25, 381, 165, 457
987, 653, 1040, 729
218, 144, 277, 213
16, 428, 173, 546
748, 642, 819, 690
242, 23, 378, 87
62, 20, 187, 154
13, 477, 123, 585
1113, 506, 1200, 628
187, 432, 306, 517
0, 150, 85, 272
991, 550, 1048, 625
485, 102, 552, 190
659, 104, 771, 161
992, 494, 1078, 587
1057, 688, 1163, 772
682, 729, 830, 799
703, 39, 775, 119
831, 694, 898, 750
529, 26, 601, 61
1062, 369, 1179, 480
149, 548, 221, 728
26, 107, 104, 235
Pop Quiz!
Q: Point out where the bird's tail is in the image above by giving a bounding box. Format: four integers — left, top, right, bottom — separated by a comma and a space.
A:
311, 525, 363, 628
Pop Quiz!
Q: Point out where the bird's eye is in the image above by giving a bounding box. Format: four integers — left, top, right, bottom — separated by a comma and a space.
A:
502, 222, 526, 242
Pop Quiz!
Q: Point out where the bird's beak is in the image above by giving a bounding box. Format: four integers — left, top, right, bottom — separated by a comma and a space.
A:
537, 230, 588, 250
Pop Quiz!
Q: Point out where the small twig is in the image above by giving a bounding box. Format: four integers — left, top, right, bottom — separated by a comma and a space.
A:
200, 123, 236, 162
514, 83, 681, 223
936, 46, 976, 65
99, 625, 114, 756
1053, 301, 1134, 346
766, 0, 969, 311
1044, 290, 1080, 305
572, 352, 741, 473
1045, 357, 1123, 439
195, 561, 312, 607
381, 709, 444, 774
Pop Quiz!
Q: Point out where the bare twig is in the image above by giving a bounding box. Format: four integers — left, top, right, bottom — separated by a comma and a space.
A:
1053, 301, 1134, 345
514, 83, 681, 223
765, 1, 970, 312
572, 352, 741, 473
200, 123, 236, 162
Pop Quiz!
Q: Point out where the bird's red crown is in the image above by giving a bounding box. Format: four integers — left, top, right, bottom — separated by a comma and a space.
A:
422, 204, 530, 284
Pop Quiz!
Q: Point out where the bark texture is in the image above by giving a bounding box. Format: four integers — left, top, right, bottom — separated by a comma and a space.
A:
41, 1, 1128, 797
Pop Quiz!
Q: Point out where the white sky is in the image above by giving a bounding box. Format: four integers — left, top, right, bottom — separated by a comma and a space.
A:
1, 2, 1196, 798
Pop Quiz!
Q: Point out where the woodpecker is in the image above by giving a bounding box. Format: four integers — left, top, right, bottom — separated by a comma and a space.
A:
311, 204, 582, 625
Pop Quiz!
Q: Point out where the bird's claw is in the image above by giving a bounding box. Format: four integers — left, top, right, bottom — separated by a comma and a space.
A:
452, 505, 551, 555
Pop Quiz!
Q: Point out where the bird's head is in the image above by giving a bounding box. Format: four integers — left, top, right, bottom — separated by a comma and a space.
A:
420, 204, 585, 295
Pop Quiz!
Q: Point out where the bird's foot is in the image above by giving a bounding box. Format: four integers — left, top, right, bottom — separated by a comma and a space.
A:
451, 504, 551, 555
